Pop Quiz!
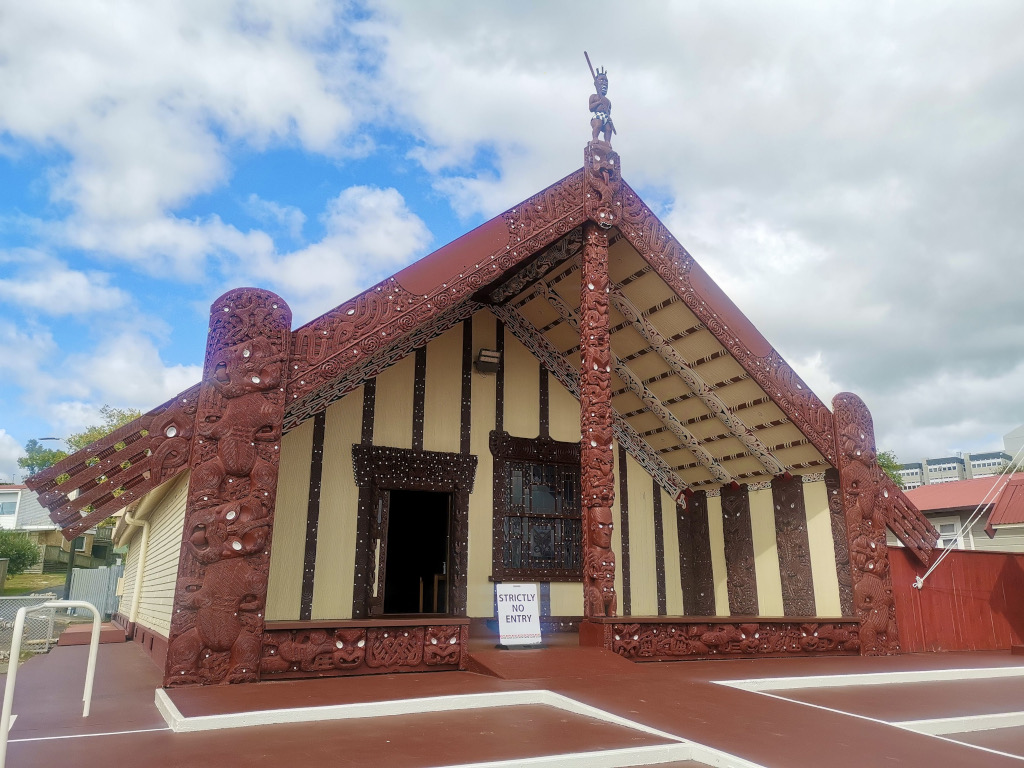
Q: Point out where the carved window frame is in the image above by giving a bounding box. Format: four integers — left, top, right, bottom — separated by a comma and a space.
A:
490, 431, 582, 582
351, 445, 477, 618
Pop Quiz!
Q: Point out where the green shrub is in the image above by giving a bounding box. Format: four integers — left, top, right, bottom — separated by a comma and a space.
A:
0, 531, 41, 576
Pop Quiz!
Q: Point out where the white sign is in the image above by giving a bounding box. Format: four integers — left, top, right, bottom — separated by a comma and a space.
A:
495, 583, 542, 646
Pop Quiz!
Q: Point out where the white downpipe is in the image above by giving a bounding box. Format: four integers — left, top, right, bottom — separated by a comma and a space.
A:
0, 600, 101, 768
123, 510, 150, 625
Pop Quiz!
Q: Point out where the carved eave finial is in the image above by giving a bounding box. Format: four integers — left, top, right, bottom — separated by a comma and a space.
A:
584, 52, 621, 228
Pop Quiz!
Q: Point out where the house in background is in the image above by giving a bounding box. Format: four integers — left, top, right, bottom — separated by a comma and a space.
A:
901, 473, 1024, 551
0, 484, 107, 572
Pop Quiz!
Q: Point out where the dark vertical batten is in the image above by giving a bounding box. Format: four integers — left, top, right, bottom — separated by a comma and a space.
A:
618, 445, 631, 614
460, 317, 473, 455
299, 411, 327, 621
412, 346, 427, 451
351, 378, 377, 618
539, 581, 551, 617
677, 491, 715, 615
539, 364, 550, 439
495, 319, 505, 433
772, 475, 816, 616
721, 484, 758, 615
653, 477, 667, 615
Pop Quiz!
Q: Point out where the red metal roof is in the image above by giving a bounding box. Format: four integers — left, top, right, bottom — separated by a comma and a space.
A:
987, 474, 1024, 529
904, 475, 1012, 512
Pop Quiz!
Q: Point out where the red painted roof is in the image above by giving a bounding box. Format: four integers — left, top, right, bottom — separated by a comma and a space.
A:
987, 474, 1024, 528
904, 475, 1013, 512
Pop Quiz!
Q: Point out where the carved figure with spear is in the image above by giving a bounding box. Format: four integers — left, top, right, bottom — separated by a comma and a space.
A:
586, 51, 616, 144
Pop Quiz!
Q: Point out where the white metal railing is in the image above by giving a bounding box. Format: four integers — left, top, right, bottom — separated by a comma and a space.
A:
0, 600, 100, 768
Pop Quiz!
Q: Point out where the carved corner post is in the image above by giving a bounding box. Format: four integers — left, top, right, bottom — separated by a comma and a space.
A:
580, 221, 617, 620
831, 393, 899, 655
164, 289, 291, 686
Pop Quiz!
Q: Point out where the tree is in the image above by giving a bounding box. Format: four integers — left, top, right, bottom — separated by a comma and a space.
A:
0, 530, 41, 575
66, 406, 143, 452
17, 439, 67, 475
877, 449, 905, 489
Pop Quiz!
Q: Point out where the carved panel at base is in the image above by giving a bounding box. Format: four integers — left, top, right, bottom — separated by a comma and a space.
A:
603, 620, 860, 660
165, 289, 291, 687
261, 623, 469, 678
832, 393, 899, 655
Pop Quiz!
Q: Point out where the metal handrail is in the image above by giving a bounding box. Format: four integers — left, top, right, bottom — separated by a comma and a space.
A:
0, 600, 101, 768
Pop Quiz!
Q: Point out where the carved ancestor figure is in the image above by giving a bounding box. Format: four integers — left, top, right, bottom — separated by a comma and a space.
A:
165, 289, 291, 687
586, 52, 615, 144
584, 506, 617, 616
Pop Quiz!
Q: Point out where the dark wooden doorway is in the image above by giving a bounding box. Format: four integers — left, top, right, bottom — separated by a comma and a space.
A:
382, 490, 452, 614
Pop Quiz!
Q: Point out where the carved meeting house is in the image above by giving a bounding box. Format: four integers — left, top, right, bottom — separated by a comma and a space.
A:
28, 91, 939, 686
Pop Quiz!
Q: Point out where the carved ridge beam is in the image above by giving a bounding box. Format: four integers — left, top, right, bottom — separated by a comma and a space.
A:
534, 280, 733, 484
492, 304, 686, 499
610, 287, 785, 476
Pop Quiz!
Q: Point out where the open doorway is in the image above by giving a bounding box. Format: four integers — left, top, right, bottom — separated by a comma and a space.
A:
383, 490, 451, 614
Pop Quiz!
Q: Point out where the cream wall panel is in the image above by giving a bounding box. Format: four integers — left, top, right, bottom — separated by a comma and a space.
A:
662, 487, 684, 615
549, 581, 583, 615
749, 487, 784, 616
548, 374, 580, 443
424, 325, 463, 454
804, 479, 842, 616
373, 353, 415, 449
707, 494, 730, 615
133, 472, 189, 636
312, 387, 364, 619
626, 454, 657, 615
468, 310, 497, 616
266, 419, 314, 621
503, 329, 539, 438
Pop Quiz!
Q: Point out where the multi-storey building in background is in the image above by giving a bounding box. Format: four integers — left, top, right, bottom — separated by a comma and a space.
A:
897, 425, 1023, 490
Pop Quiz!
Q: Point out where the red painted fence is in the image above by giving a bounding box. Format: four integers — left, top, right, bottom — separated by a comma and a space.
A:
891, 548, 1024, 652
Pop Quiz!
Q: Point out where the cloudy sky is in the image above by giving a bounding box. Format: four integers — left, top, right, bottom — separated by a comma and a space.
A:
1, 0, 1022, 481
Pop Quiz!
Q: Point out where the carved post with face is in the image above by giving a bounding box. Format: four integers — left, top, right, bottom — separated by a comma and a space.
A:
832, 392, 899, 655
580, 221, 617, 618
164, 288, 291, 686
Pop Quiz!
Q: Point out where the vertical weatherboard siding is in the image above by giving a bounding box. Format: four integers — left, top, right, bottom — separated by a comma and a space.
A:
312, 386, 363, 620
265, 418, 314, 621
803, 477, 843, 617
749, 486, 784, 616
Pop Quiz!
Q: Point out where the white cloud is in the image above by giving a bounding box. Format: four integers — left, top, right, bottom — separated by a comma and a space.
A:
0, 0, 362, 270
247, 185, 432, 322
68, 332, 203, 411
0, 430, 25, 483
245, 195, 307, 241
0, 251, 129, 315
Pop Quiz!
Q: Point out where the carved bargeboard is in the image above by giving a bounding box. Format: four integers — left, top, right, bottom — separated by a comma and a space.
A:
165, 289, 291, 686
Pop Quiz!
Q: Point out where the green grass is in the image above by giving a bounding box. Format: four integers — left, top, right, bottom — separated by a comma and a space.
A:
2, 573, 66, 596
